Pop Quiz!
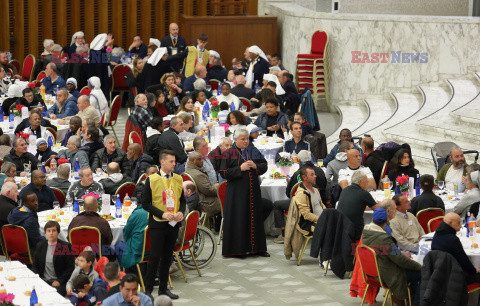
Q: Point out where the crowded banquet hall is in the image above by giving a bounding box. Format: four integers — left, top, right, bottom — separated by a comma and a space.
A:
1, 0, 480, 305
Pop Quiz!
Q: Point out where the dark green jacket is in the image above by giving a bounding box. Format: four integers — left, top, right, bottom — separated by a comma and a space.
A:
436, 163, 468, 182
362, 223, 422, 300
120, 205, 149, 269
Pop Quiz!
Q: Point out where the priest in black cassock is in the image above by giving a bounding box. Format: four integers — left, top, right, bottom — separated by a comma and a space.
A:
219, 128, 269, 258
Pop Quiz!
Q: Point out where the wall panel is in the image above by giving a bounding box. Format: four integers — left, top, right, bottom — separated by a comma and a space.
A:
2, 0, 258, 62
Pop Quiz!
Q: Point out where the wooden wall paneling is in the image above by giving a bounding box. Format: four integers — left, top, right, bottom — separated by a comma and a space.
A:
155, 0, 166, 39
13, 0, 24, 61
98, 0, 109, 33
41, 0, 52, 41
112, 0, 123, 48
69, 0, 81, 38
184, 0, 193, 16
55, 0, 67, 48
170, 0, 179, 27
140, 0, 151, 41
126, 0, 137, 45
27, 0, 39, 58
198, 0, 208, 16
246, 0, 257, 15
83, 0, 95, 42
0, 0, 9, 53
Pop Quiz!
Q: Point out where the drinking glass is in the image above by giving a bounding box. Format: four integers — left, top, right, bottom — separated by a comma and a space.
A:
53, 201, 60, 211
317, 159, 323, 167
438, 180, 445, 191
102, 163, 108, 173
65, 199, 73, 209
131, 197, 138, 207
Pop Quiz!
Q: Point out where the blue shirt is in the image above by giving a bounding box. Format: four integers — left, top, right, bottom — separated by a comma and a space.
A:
101, 291, 153, 306
41, 75, 66, 95
47, 96, 79, 118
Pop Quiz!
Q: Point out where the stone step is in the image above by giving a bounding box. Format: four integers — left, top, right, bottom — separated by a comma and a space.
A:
382, 92, 423, 130
352, 97, 396, 138
326, 101, 369, 144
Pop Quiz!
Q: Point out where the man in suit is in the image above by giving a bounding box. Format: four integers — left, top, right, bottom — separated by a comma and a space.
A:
182, 64, 207, 94
160, 23, 187, 72
231, 75, 255, 100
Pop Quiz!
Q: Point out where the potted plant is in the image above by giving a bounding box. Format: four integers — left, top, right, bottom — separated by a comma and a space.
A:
396, 175, 410, 197
276, 152, 293, 176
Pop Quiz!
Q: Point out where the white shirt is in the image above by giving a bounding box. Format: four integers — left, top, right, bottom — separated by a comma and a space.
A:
445, 165, 464, 188
217, 93, 241, 110
338, 166, 374, 185
309, 187, 323, 217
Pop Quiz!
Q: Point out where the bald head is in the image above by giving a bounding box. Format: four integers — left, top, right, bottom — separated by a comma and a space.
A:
169, 23, 179, 36
146, 166, 158, 176
347, 149, 361, 169
84, 196, 98, 212
126, 143, 142, 161
444, 212, 461, 232
107, 162, 120, 175
189, 151, 202, 162
450, 148, 466, 169
235, 75, 246, 85
361, 137, 374, 153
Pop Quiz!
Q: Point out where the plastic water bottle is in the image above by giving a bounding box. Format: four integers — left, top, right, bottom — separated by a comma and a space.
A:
115, 197, 122, 218
41, 162, 47, 174
30, 286, 38, 305
74, 160, 80, 175
8, 111, 13, 129
37, 161, 42, 172
202, 103, 210, 122
217, 86, 222, 96
123, 193, 131, 207
0, 107, 4, 122
47, 136, 53, 148
395, 185, 400, 195
42, 106, 47, 118
73, 201, 79, 216
415, 174, 421, 197
40, 84, 46, 100
254, 81, 260, 93
230, 101, 235, 111
468, 213, 476, 237
50, 158, 57, 172
55, 85, 59, 95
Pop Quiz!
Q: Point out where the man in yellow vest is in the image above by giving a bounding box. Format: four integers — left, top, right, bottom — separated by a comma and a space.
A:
182, 33, 210, 78
142, 149, 186, 299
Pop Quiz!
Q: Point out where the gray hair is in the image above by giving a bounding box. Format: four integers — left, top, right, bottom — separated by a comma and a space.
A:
134, 93, 145, 105
78, 166, 91, 178
57, 163, 70, 179
193, 78, 206, 91
104, 134, 115, 143
57, 87, 69, 96
379, 199, 395, 212
51, 44, 62, 52
351, 170, 366, 185
111, 47, 124, 57
269, 66, 281, 75
298, 150, 311, 163
220, 137, 232, 147
1, 161, 15, 174
170, 116, 180, 127
234, 128, 249, 139
467, 163, 480, 173
69, 135, 81, 148
43, 39, 54, 49
1, 182, 17, 196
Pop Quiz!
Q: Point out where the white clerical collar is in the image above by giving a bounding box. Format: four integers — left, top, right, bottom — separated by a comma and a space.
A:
160, 170, 172, 178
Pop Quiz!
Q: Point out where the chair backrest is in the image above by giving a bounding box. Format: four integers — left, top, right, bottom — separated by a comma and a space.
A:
217, 181, 227, 212
209, 79, 221, 91
80, 86, 91, 96
128, 131, 143, 152
428, 216, 444, 233
131, 87, 138, 97
36, 70, 47, 81
431, 141, 458, 173
104, 95, 121, 127
115, 182, 136, 202
178, 211, 200, 247
239, 98, 251, 111
111, 64, 132, 92
9, 59, 20, 72
22, 54, 36, 81
311, 31, 328, 54
136, 173, 147, 184
377, 161, 389, 189
417, 208, 445, 233
46, 127, 57, 143
69, 226, 102, 256
290, 182, 301, 198
1, 224, 33, 264
51, 187, 66, 208
139, 226, 151, 263
356, 244, 385, 287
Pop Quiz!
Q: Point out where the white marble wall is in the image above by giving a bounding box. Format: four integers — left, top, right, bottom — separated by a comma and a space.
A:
265, 2, 480, 107
339, 0, 469, 16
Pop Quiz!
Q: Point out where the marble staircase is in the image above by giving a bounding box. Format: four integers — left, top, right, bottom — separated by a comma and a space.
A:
326, 100, 369, 144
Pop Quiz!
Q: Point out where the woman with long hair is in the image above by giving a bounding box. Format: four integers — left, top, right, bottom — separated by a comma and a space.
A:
388, 149, 420, 188
176, 96, 198, 126
227, 110, 248, 134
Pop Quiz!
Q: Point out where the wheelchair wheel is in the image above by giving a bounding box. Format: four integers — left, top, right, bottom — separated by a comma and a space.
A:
177, 225, 217, 269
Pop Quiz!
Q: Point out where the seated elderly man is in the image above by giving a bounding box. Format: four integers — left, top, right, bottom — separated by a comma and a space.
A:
185, 152, 221, 217
47, 87, 78, 119
208, 137, 232, 174
454, 171, 480, 218
183, 64, 207, 94
437, 148, 467, 188
46, 163, 71, 195
68, 195, 113, 246
66, 167, 104, 205
7, 192, 45, 250
126, 144, 154, 183
4, 137, 38, 176
433, 212, 480, 285
0, 182, 19, 228
15, 107, 57, 135
58, 135, 89, 168
91, 135, 131, 174
61, 116, 82, 147
389, 194, 425, 253
192, 137, 217, 183
338, 149, 376, 190
130, 94, 153, 133
0, 161, 17, 189
325, 140, 353, 186
100, 162, 131, 196
40, 63, 66, 95
59, 95, 100, 127
19, 170, 56, 212
337, 171, 378, 241
231, 75, 255, 100
362, 201, 422, 305
22, 112, 54, 140
18, 88, 46, 110
275, 122, 309, 161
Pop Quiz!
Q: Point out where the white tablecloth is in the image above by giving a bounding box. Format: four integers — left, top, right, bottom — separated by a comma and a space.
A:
0, 261, 72, 306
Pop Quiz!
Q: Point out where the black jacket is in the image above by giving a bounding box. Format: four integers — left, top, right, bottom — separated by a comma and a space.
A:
3, 149, 38, 175
310, 208, 356, 279
207, 146, 223, 173
130, 153, 154, 183
409, 190, 445, 216
231, 84, 255, 100
157, 128, 188, 164
33, 239, 75, 285
279, 79, 300, 116
388, 165, 420, 189
0, 194, 17, 228
15, 117, 57, 134
206, 65, 228, 82
251, 57, 270, 88
420, 250, 468, 306
365, 150, 385, 186
91, 148, 131, 174
286, 161, 328, 203
81, 141, 104, 163
146, 133, 161, 165
431, 222, 476, 275
100, 176, 132, 195
275, 139, 310, 161
17, 95, 47, 111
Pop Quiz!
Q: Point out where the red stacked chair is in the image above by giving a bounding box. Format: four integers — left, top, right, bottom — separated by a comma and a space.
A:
8, 59, 20, 74
115, 182, 136, 202
216, 181, 227, 245
295, 31, 330, 108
